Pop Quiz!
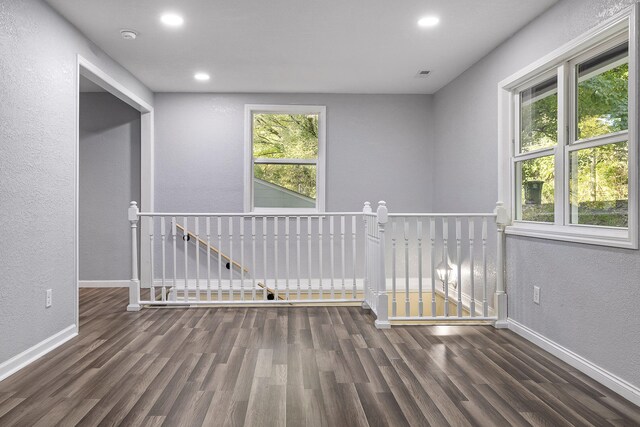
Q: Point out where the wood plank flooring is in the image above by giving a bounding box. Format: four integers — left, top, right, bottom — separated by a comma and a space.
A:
0, 288, 638, 426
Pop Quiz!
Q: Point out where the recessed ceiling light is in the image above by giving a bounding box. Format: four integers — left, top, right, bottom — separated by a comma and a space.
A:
161, 13, 184, 27
418, 16, 440, 28
194, 72, 210, 81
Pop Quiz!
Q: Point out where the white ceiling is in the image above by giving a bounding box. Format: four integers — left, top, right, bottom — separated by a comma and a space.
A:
47, 0, 558, 94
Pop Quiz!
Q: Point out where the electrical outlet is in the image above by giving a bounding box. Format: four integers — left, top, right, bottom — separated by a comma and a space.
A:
46, 289, 52, 308
533, 286, 540, 305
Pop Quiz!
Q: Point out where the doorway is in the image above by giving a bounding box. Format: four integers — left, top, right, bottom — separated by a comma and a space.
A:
75, 56, 154, 327
78, 76, 141, 286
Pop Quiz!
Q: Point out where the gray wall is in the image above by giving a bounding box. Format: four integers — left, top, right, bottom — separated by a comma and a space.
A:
432, 0, 639, 389
154, 93, 434, 213
79, 92, 141, 280
0, 0, 152, 364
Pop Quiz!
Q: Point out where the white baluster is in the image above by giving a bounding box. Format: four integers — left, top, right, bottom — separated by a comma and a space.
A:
372, 220, 377, 312
430, 218, 436, 317
456, 218, 462, 318
229, 217, 234, 301
443, 218, 449, 317
161, 217, 166, 302
469, 219, 475, 317
171, 217, 177, 302
252, 217, 256, 301
482, 217, 488, 317
285, 216, 290, 299
330, 216, 335, 299
263, 217, 268, 300
404, 219, 410, 317
307, 217, 312, 299
391, 220, 397, 317
149, 217, 155, 301
240, 217, 245, 300
318, 217, 323, 300
217, 217, 222, 301
417, 219, 423, 317
296, 217, 301, 300
340, 216, 346, 300
362, 203, 370, 308
352, 216, 357, 299
195, 217, 200, 301
206, 217, 211, 302
183, 217, 188, 302
274, 216, 279, 299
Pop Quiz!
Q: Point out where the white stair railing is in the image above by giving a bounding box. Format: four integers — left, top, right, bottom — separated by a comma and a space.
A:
127, 201, 508, 328
381, 205, 508, 323
129, 205, 365, 306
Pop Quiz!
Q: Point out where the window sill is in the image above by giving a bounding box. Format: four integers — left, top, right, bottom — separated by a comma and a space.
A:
505, 222, 637, 249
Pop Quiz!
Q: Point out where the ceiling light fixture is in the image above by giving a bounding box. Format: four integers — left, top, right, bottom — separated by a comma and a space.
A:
194, 72, 210, 81
161, 13, 184, 27
418, 16, 440, 28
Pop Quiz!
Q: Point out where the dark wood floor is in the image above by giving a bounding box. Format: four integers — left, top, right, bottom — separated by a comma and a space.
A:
0, 289, 638, 426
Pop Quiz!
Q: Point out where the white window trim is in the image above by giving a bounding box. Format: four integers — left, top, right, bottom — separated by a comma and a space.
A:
244, 104, 326, 213
497, 5, 638, 249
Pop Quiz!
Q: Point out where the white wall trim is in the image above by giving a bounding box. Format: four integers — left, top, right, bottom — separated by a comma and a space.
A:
0, 325, 77, 383
79, 280, 129, 288
507, 318, 640, 407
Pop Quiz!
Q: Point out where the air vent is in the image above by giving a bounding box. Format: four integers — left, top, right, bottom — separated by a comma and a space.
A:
415, 70, 431, 78
120, 29, 138, 40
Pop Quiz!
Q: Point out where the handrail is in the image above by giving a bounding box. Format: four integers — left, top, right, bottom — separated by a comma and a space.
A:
175, 223, 247, 273
174, 223, 285, 301
138, 211, 362, 217
388, 213, 497, 218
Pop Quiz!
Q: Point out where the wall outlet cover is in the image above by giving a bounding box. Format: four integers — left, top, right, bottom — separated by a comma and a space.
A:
46, 289, 52, 308
533, 286, 540, 304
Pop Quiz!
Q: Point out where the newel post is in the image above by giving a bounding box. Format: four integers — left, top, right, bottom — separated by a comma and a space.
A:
494, 201, 510, 328
362, 202, 372, 310
375, 201, 390, 329
127, 201, 141, 312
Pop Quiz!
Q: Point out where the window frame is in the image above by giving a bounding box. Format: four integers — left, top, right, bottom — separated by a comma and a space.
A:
498, 5, 638, 248
244, 104, 326, 213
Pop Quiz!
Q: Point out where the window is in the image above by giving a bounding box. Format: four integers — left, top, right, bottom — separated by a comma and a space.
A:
499, 7, 637, 248
244, 105, 326, 212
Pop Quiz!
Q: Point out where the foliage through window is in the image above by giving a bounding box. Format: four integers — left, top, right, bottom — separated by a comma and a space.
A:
246, 106, 325, 211
514, 37, 631, 229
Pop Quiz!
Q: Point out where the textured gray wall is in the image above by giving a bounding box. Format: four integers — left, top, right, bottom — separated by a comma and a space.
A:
432, 0, 639, 388
79, 92, 141, 280
154, 93, 434, 213
0, 0, 152, 363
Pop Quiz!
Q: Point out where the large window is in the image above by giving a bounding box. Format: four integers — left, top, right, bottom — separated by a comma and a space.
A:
244, 105, 326, 212
500, 8, 637, 248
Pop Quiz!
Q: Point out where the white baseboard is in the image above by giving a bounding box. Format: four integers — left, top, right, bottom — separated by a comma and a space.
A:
79, 280, 129, 288
507, 318, 640, 407
0, 324, 78, 382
